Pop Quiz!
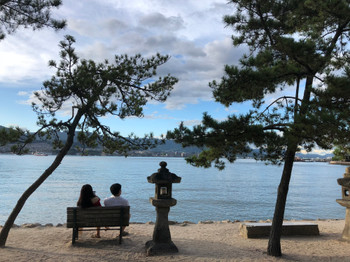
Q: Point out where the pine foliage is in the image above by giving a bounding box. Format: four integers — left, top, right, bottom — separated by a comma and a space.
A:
168, 0, 350, 257
0, 0, 66, 40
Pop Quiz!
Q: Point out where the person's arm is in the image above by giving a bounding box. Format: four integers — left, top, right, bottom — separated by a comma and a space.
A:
92, 196, 101, 206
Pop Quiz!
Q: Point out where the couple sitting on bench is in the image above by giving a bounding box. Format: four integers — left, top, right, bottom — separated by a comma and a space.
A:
77, 183, 130, 238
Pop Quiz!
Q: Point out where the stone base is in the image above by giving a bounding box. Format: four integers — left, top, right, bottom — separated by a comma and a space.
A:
336, 201, 350, 241
145, 240, 178, 256
340, 208, 350, 241
240, 222, 319, 238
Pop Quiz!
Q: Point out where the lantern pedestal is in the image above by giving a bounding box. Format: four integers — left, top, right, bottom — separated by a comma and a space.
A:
146, 162, 181, 256
145, 199, 178, 256
336, 167, 350, 242
336, 200, 350, 241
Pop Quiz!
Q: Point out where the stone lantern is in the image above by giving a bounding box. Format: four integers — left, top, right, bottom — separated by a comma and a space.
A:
145, 161, 181, 256
336, 167, 350, 241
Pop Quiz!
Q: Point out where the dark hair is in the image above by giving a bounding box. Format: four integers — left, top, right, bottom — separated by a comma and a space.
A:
110, 183, 121, 196
77, 184, 96, 208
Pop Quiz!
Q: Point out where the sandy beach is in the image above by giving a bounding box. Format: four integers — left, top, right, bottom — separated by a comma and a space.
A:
1, 219, 350, 261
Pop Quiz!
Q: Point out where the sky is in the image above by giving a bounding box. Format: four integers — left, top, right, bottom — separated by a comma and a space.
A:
0, 0, 330, 155
0, 0, 246, 137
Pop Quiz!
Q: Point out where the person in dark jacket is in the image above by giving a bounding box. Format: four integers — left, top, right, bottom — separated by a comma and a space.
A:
77, 184, 101, 238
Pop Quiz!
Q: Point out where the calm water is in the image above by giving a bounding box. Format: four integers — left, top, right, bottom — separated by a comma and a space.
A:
0, 154, 347, 225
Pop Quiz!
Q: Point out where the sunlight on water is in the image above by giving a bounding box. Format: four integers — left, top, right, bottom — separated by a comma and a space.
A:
0, 155, 346, 225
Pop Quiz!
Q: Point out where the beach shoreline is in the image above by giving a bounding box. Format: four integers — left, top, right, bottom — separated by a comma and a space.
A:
1, 217, 344, 227
1, 219, 349, 261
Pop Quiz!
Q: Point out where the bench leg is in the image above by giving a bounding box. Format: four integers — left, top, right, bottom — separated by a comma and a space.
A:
119, 226, 122, 244
72, 227, 78, 244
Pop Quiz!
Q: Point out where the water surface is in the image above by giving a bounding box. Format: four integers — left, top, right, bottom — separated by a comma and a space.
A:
0, 155, 346, 225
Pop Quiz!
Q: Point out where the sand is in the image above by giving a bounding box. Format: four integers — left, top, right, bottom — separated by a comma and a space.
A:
1, 220, 350, 262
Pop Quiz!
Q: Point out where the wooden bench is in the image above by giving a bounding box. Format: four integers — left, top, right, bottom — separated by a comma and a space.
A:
240, 222, 319, 238
66, 206, 130, 244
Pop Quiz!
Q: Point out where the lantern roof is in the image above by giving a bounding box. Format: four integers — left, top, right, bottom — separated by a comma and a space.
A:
147, 161, 181, 184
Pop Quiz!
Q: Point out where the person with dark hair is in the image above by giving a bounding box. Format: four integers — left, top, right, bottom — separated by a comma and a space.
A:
77, 184, 101, 238
104, 183, 130, 235
104, 183, 129, 206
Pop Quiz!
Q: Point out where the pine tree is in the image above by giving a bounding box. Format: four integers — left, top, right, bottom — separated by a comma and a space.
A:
0, 35, 178, 247
0, 0, 66, 40
333, 145, 350, 161
168, 0, 350, 257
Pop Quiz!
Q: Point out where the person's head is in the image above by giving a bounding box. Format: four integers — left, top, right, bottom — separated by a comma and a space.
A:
110, 183, 122, 196
77, 184, 96, 208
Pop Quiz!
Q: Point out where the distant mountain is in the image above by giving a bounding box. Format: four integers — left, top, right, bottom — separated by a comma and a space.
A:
0, 126, 334, 159
0, 129, 202, 156
295, 152, 333, 159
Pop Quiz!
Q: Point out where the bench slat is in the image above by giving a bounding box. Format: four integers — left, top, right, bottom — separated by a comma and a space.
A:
67, 212, 126, 217
66, 206, 130, 245
67, 221, 129, 226
67, 214, 127, 221
66, 206, 130, 228
67, 222, 129, 227
67, 217, 128, 222
68, 209, 125, 213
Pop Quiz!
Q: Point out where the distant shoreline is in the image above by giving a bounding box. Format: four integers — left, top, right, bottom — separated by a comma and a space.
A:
0, 153, 334, 163
330, 161, 350, 166
1, 218, 344, 228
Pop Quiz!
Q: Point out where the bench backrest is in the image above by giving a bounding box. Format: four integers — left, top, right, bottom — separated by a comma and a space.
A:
67, 206, 130, 228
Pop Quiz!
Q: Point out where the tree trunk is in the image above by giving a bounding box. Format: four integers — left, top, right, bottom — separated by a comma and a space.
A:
267, 74, 313, 256
267, 143, 297, 256
0, 111, 82, 247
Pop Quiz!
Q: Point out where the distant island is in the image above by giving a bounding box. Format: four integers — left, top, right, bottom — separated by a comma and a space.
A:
0, 139, 201, 158
0, 132, 201, 157
0, 139, 334, 161
0, 125, 334, 160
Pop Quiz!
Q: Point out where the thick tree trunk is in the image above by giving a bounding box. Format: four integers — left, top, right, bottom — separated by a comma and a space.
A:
267, 143, 297, 256
0, 112, 82, 247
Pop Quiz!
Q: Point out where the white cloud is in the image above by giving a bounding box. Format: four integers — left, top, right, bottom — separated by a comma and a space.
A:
20, 89, 76, 118
182, 119, 202, 126
143, 111, 175, 120
139, 13, 185, 32
225, 107, 239, 113
300, 149, 333, 155
2, 0, 242, 112
17, 91, 28, 96
0, 47, 45, 83
0, 28, 62, 85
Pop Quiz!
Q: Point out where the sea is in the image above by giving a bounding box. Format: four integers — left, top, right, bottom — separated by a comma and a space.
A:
0, 154, 347, 225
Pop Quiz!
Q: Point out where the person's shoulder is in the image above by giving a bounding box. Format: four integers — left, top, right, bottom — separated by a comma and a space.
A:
91, 196, 100, 204
104, 196, 113, 205
121, 196, 130, 205
103, 197, 110, 202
